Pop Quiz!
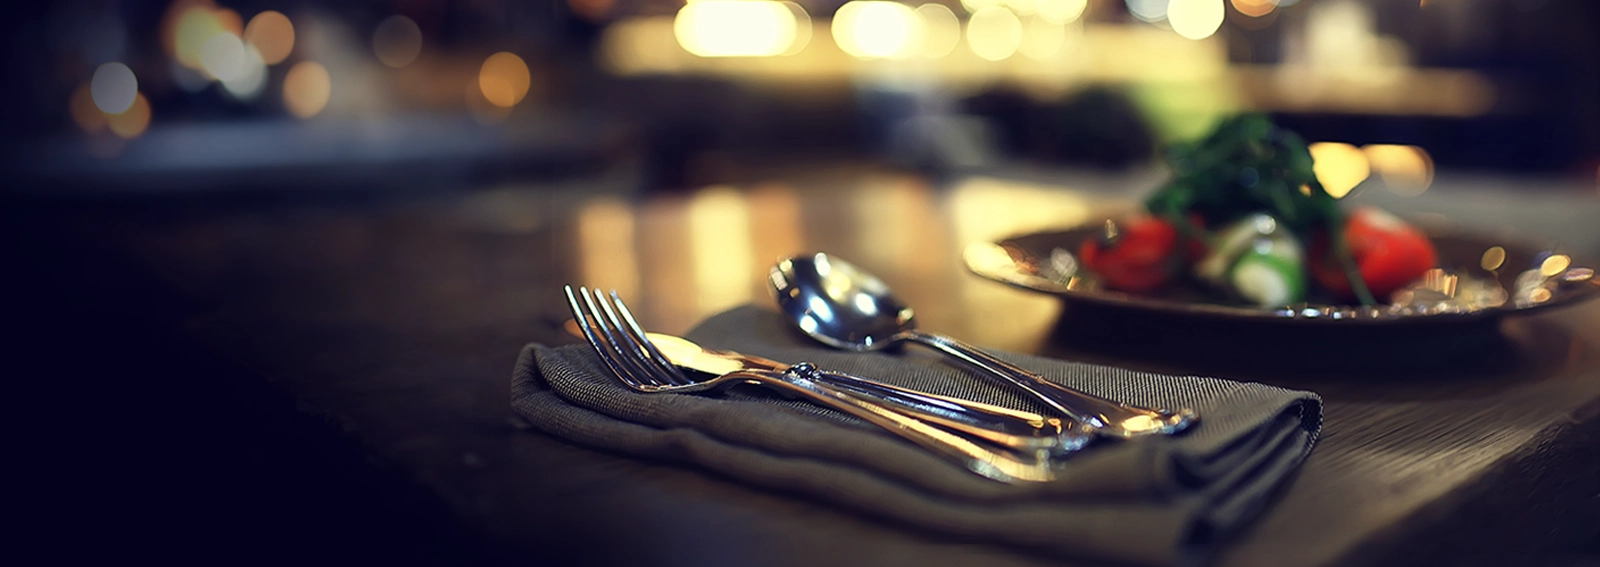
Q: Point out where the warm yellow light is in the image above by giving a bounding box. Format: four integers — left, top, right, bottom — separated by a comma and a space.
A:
1019, 17, 1067, 61
108, 93, 151, 139
1230, 0, 1277, 18
1004, 0, 1040, 15
244, 10, 295, 65
283, 61, 331, 118
174, 7, 224, 70
914, 3, 961, 58
967, 6, 1023, 61
687, 187, 756, 314
373, 15, 423, 67
1036, 0, 1088, 23
200, 32, 248, 80
675, 1, 798, 58
1169, 0, 1224, 40
214, 8, 243, 35
1540, 254, 1571, 278
70, 84, 108, 133
780, 2, 813, 56
479, 52, 531, 108
1480, 246, 1505, 272
161, 1, 210, 57
91, 62, 138, 114
577, 197, 641, 304
1309, 142, 1370, 199
834, 1, 920, 60
1363, 144, 1434, 196
960, 0, 1004, 14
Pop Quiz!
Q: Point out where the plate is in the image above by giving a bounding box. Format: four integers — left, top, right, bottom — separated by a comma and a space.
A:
965, 222, 1600, 326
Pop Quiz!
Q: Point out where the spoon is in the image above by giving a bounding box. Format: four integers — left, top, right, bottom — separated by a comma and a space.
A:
770, 252, 1197, 439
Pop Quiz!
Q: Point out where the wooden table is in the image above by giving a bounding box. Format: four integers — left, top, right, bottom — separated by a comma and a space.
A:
14, 163, 1600, 566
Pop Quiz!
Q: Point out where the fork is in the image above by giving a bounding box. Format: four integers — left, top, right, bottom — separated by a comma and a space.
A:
565, 285, 1061, 484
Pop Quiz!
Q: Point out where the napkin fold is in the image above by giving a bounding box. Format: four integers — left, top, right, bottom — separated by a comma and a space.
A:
511, 306, 1320, 566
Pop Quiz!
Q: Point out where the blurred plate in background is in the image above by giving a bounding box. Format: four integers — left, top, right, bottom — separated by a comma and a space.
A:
966, 222, 1600, 328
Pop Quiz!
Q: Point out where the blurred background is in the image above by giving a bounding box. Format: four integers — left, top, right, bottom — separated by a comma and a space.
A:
5, 3, 1600, 563
2, 0, 1597, 195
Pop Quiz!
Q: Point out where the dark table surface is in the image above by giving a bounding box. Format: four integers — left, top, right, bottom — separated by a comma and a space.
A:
14, 162, 1600, 566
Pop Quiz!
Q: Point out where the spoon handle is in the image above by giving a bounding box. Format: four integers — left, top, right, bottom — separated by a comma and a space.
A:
724, 368, 1060, 483
806, 370, 1090, 454
901, 331, 1197, 438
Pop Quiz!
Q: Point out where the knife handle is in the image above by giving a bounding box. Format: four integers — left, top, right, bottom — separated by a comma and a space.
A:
801, 367, 1093, 455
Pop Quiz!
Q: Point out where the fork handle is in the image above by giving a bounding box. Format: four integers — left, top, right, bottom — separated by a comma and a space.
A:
727, 366, 1057, 484
804, 369, 1089, 454
901, 330, 1197, 439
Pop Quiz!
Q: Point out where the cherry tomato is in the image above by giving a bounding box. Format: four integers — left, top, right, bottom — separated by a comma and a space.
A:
1311, 207, 1437, 300
1080, 217, 1183, 293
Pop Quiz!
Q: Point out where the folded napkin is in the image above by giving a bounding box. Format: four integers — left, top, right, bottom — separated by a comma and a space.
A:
511, 306, 1321, 567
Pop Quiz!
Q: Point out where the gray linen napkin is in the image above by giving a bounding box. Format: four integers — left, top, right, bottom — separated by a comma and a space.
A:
511, 306, 1321, 566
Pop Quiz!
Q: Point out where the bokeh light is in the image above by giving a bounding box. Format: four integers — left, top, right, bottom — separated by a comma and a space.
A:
1019, 17, 1067, 61
173, 5, 225, 70
1036, 0, 1088, 24
675, 1, 798, 58
213, 8, 243, 35
1168, 0, 1224, 40
780, 2, 813, 56
1309, 142, 1371, 199
833, 1, 920, 60
1363, 144, 1434, 196
243, 10, 295, 65
374, 15, 424, 68
222, 45, 268, 100
283, 61, 331, 118
1540, 254, 1571, 277
90, 62, 138, 114
70, 84, 108, 133
914, 3, 961, 58
967, 6, 1023, 61
960, 0, 1003, 14
107, 93, 151, 139
479, 52, 532, 108
1230, 0, 1278, 17
1480, 246, 1506, 272
200, 32, 248, 80
1126, 0, 1170, 22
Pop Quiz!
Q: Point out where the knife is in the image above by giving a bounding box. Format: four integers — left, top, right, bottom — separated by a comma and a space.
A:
644, 332, 1095, 454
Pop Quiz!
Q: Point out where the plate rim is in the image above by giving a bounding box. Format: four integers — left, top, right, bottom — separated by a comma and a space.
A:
966, 222, 1600, 326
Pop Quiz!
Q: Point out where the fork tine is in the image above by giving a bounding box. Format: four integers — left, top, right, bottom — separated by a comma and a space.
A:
604, 290, 693, 386
582, 287, 672, 390
590, 288, 688, 388
565, 285, 644, 390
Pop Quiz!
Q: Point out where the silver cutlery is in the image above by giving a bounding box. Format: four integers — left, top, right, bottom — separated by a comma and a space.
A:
770, 253, 1198, 439
564, 285, 1062, 483
642, 331, 1094, 454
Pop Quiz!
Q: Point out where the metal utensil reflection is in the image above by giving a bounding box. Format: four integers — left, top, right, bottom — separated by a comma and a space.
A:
770, 252, 1198, 439
565, 286, 1063, 484
643, 332, 1095, 455
562, 315, 1093, 454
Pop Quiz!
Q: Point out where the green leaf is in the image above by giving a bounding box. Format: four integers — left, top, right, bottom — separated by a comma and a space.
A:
1143, 113, 1376, 305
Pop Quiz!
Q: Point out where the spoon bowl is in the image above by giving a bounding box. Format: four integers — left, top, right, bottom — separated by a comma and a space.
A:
772, 254, 912, 351
772, 252, 1198, 439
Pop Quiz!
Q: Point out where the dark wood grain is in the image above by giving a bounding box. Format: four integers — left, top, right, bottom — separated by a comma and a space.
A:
21, 165, 1600, 566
